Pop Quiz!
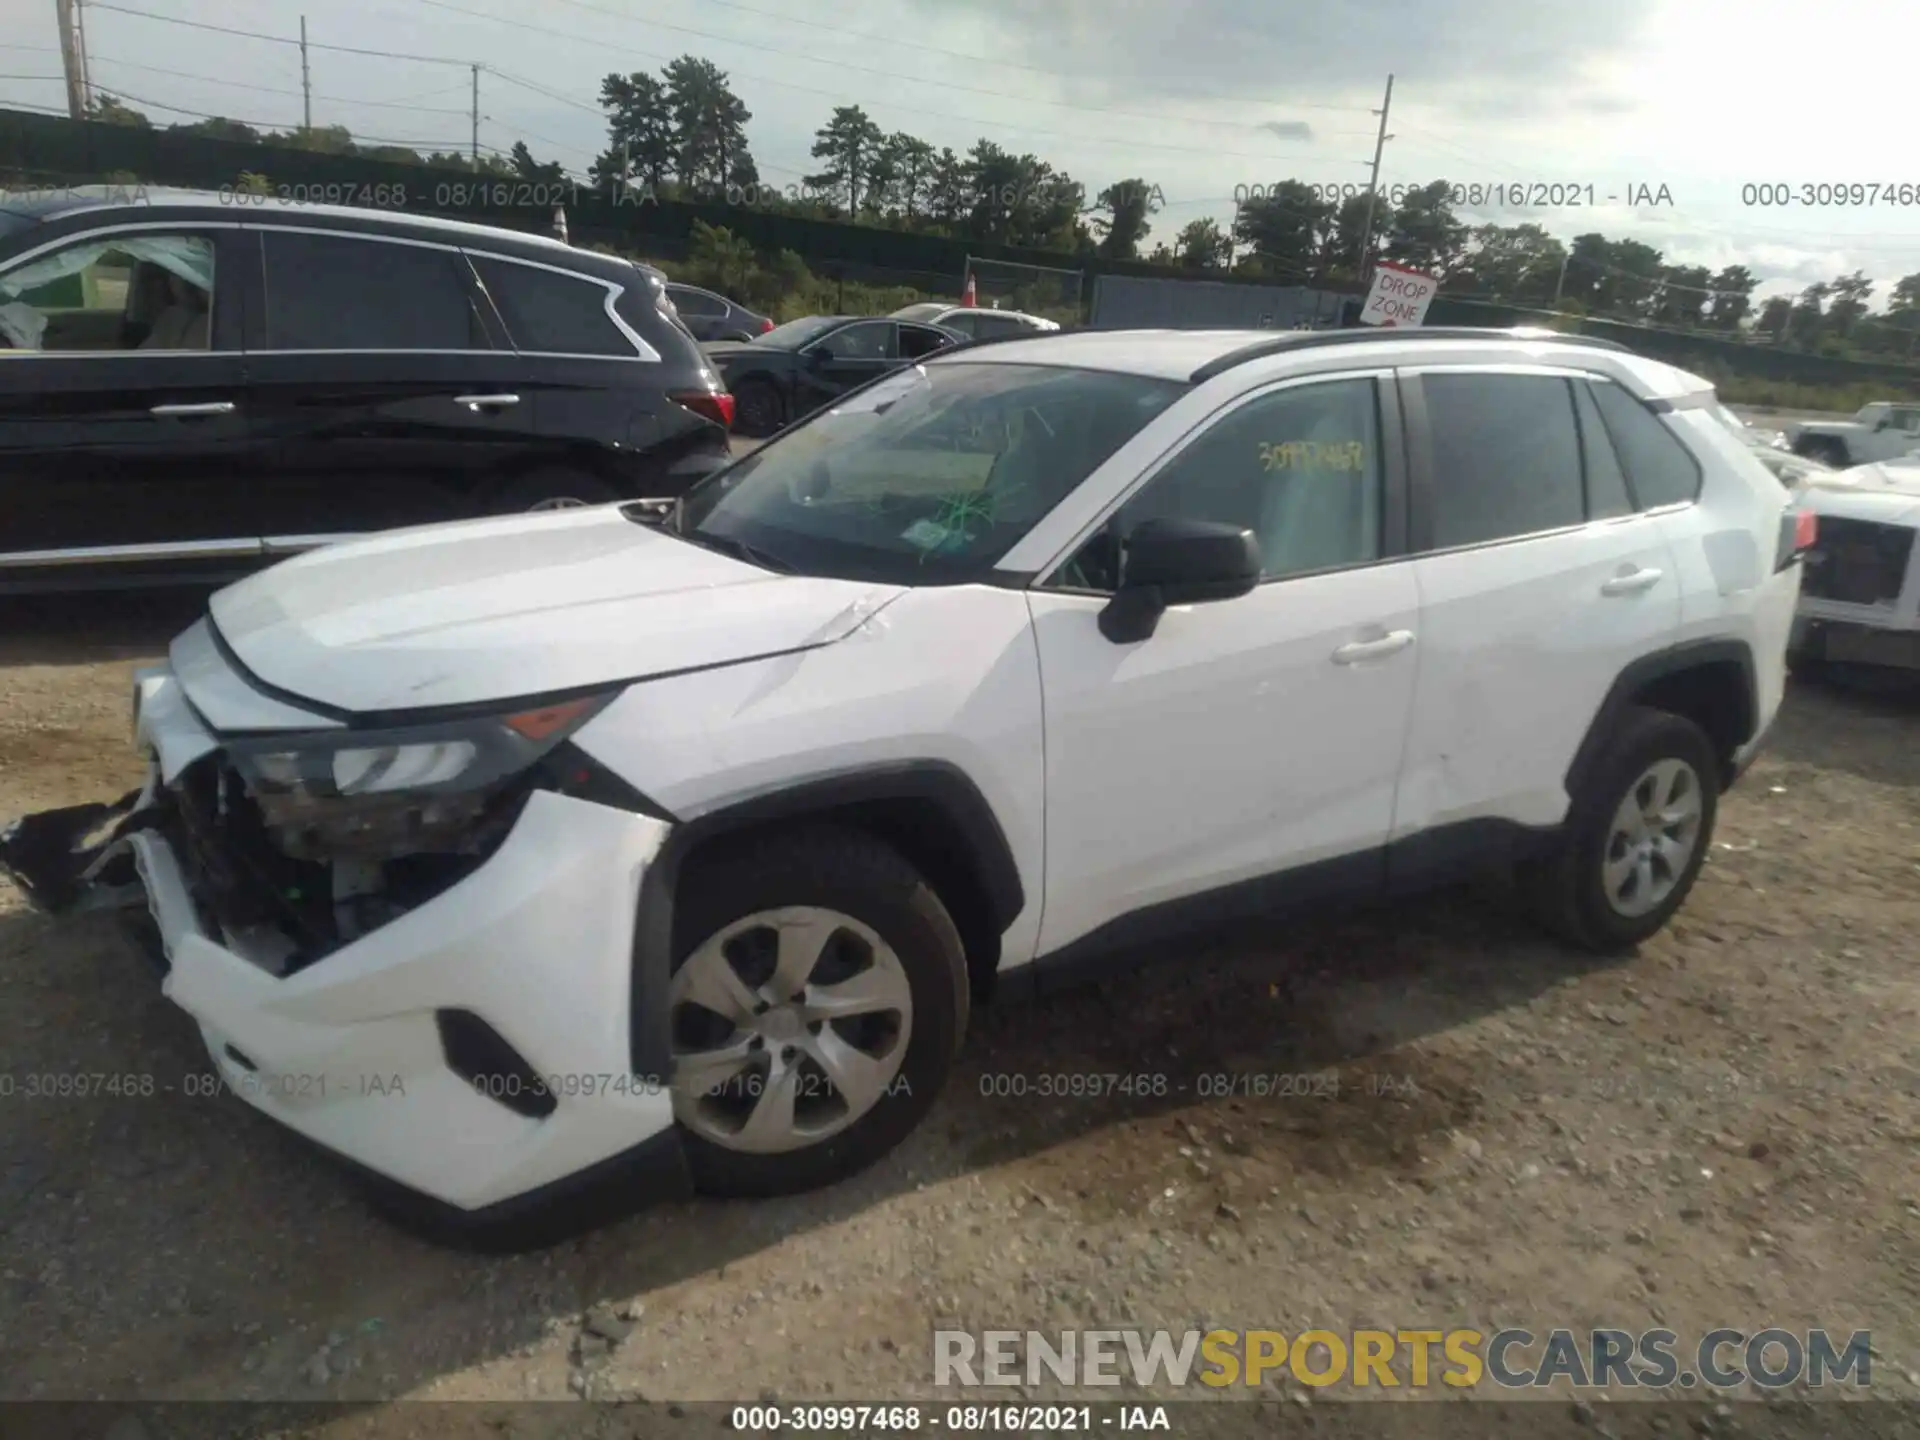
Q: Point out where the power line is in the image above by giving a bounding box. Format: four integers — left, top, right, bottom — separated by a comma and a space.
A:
484, 66, 606, 118
87, 2, 472, 67
535, 0, 1374, 134
77, 83, 478, 150
409, 0, 1342, 164
86, 54, 474, 113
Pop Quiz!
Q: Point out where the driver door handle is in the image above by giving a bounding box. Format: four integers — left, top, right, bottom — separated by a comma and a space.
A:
455, 393, 520, 410
1600, 566, 1663, 596
1332, 630, 1415, 665
150, 401, 235, 417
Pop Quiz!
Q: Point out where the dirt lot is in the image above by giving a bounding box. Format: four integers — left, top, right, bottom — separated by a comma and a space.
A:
2, 594, 1918, 1425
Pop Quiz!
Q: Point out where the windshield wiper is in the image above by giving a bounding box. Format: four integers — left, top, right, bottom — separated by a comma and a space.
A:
669, 527, 794, 573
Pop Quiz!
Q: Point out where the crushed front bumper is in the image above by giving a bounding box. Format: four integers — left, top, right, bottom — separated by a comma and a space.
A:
0, 666, 691, 1245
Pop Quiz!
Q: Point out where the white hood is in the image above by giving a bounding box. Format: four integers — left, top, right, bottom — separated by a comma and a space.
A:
1799, 460, 1920, 526
207, 507, 904, 715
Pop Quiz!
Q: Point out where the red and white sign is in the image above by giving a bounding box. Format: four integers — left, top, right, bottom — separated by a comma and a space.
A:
1360, 260, 1438, 327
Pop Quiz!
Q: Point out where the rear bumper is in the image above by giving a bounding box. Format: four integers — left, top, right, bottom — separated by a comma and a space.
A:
1, 668, 692, 1237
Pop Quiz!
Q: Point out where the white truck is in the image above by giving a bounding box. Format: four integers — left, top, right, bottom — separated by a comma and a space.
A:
1787, 401, 1920, 468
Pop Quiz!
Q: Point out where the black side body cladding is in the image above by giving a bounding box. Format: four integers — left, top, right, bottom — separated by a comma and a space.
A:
1566, 638, 1759, 795
623, 760, 1027, 1073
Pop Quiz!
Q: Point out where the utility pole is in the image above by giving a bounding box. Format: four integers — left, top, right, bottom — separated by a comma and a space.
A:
55, 0, 85, 119
299, 17, 311, 134
470, 64, 480, 168
1355, 74, 1394, 285
1553, 248, 1572, 304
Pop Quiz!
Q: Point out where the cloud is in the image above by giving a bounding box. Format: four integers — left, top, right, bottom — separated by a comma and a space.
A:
892, 0, 1661, 102
1259, 120, 1314, 141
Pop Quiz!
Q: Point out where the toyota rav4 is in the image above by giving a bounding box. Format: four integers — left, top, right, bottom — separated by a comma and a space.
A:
0, 326, 1810, 1250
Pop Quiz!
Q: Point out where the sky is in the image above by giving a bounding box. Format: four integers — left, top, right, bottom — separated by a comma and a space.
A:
3, 0, 1917, 306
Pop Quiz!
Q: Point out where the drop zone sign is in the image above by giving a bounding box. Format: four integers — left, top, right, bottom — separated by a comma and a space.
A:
1361, 261, 1438, 327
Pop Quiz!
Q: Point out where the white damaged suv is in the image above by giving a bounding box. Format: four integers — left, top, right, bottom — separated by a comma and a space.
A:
0, 327, 1809, 1248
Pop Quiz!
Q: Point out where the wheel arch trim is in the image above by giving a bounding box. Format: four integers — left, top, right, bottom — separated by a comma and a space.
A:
1565, 638, 1759, 801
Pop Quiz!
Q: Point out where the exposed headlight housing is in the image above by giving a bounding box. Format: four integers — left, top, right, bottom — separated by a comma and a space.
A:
225, 691, 619, 860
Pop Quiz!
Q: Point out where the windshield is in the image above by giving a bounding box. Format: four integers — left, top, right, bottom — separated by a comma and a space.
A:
674, 361, 1187, 584
892, 303, 948, 322
756, 315, 840, 348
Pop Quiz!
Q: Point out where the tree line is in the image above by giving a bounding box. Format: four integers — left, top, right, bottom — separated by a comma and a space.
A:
74, 72, 1920, 359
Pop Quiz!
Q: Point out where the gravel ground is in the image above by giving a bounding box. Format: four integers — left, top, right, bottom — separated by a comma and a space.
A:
1, 594, 1917, 1425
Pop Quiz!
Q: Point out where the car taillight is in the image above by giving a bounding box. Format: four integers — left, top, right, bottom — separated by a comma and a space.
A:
760, 317, 774, 333
672, 389, 734, 430
1777, 505, 1817, 571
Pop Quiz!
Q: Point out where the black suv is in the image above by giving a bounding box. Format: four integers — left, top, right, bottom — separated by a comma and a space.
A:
0, 186, 733, 593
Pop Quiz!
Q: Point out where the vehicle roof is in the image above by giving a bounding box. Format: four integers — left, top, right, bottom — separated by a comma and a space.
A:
0, 184, 633, 273
931, 326, 1708, 399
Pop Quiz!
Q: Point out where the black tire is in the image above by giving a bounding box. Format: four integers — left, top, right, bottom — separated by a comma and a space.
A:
1520, 705, 1720, 953
485, 468, 622, 514
732, 378, 785, 439
669, 826, 968, 1198
720, 330, 754, 342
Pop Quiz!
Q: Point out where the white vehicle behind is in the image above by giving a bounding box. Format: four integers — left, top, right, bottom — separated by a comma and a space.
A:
1788, 455, 1920, 672
1788, 401, 1920, 469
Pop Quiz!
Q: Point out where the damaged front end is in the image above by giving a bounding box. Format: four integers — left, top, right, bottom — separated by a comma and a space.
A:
1, 664, 626, 976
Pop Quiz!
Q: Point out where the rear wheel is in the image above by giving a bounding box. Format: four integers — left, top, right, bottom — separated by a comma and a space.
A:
667, 827, 968, 1198
732, 378, 785, 439
1521, 706, 1719, 952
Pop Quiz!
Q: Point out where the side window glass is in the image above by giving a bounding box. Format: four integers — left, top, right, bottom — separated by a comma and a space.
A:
471, 256, 634, 357
941, 313, 978, 338
898, 325, 950, 360
0, 233, 215, 353
262, 231, 483, 351
1588, 379, 1702, 509
1573, 381, 1636, 520
1100, 377, 1382, 584
1424, 372, 1584, 548
671, 287, 723, 317
816, 322, 892, 361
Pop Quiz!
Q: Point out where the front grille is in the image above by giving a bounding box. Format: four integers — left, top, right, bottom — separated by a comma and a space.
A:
1801, 517, 1915, 606
169, 755, 334, 964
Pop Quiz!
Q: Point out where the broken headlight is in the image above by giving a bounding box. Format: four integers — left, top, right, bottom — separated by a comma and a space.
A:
224, 691, 619, 860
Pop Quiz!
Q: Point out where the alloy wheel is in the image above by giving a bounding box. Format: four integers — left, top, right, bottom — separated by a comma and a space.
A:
1601, 758, 1704, 918
669, 907, 913, 1154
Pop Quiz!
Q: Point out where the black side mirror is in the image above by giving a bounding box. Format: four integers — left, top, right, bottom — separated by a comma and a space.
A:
1097, 517, 1261, 643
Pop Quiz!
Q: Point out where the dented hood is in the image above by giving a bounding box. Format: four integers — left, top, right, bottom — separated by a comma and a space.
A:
205, 506, 904, 715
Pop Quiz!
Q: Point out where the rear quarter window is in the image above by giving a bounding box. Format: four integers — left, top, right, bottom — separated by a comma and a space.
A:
470, 254, 638, 357
1589, 380, 1703, 508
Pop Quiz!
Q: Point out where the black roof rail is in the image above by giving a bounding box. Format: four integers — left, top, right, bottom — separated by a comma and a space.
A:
1188, 325, 1632, 383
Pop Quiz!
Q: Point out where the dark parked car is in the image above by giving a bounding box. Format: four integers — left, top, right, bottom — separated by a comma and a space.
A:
0, 186, 734, 593
705, 314, 961, 437
665, 281, 772, 341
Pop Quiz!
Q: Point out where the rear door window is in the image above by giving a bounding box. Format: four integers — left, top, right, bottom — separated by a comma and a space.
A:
471, 254, 636, 357
1422, 371, 1585, 548
259, 230, 485, 351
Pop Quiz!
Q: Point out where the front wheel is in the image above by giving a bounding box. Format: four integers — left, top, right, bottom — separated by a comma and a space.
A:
1521, 706, 1719, 952
667, 827, 969, 1197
